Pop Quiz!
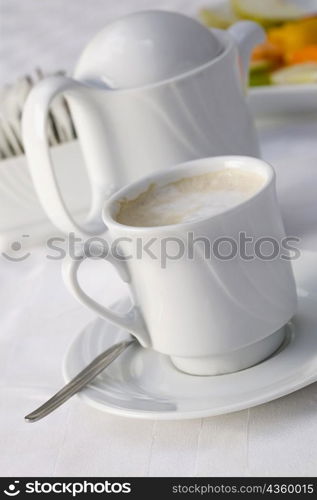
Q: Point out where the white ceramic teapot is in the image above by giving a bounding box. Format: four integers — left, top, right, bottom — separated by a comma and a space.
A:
22, 11, 264, 237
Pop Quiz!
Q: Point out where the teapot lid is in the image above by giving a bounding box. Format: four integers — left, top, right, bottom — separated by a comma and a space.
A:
74, 11, 223, 89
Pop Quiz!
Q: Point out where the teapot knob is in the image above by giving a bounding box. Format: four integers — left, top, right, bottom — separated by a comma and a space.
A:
228, 21, 265, 87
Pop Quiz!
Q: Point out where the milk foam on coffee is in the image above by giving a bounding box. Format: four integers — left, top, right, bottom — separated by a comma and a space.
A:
115, 168, 265, 227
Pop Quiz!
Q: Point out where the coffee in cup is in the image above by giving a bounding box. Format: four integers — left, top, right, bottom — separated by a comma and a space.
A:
116, 169, 265, 227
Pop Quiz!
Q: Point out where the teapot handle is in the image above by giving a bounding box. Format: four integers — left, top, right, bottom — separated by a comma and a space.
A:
228, 21, 265, 87
22, 75, 107, 238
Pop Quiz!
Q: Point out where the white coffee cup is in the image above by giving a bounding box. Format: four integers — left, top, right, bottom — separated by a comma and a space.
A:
62, 156, 297, 376
23, 11, 264, 238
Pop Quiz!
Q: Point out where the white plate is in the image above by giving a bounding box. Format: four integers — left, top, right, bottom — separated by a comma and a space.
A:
63, 251, 317, 420
249, 84, 317, 117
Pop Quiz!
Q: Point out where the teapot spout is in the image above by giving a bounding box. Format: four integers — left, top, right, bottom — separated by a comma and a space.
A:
228, 21, 265, 87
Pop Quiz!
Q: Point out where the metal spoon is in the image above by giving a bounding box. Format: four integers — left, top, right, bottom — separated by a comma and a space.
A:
25, 338, 135, 422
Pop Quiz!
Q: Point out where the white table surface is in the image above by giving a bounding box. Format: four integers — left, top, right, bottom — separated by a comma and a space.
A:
1, 0, 317, 477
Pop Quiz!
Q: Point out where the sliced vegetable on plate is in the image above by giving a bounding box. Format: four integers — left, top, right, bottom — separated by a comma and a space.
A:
200, 3, 239, 29
231, 0, 310, 26
271, 62, 317, 84
199, 0, 317, 86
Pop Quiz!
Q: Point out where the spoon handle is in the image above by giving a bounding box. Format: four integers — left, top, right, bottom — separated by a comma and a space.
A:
25, 338, 135, 422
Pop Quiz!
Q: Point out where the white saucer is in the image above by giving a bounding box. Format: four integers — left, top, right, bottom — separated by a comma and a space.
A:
64, 252, 317, 420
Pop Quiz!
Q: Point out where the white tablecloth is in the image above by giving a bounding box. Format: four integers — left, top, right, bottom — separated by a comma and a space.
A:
1, 0, 317, 477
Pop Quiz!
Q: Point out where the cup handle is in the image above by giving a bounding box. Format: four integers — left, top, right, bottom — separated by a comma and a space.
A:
22, 75, 106, 238
62, 245, 150, 347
